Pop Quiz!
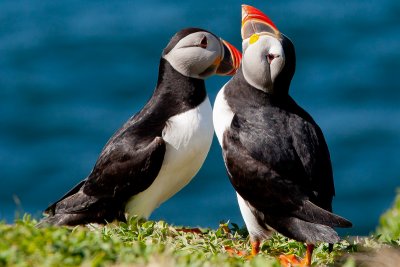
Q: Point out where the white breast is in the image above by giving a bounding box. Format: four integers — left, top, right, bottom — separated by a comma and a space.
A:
213, 84, 235, 146
125, 98, 214, 219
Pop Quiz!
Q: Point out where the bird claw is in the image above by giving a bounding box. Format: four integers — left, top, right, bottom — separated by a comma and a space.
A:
225, 240, 260, 259
279, 254, 310, 267
224, 246, 247, 257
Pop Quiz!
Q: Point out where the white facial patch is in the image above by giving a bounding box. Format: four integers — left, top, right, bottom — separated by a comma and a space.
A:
242, 35, 285, 93
242, 38, 250, 52
268, 38, 285, 84
163, 32, 223, 79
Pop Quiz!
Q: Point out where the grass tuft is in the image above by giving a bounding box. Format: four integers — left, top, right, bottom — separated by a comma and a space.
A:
376, 188, 400, 241
0, 216, 380, 267
0, 199, 399, 267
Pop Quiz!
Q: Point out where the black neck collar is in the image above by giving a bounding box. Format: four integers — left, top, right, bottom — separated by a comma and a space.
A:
155, 58, 206, 108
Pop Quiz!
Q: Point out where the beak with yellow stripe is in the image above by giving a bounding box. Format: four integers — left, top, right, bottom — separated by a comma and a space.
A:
216, 40, 242, 76
241, 4, 280, 40
240, 4, 295, 95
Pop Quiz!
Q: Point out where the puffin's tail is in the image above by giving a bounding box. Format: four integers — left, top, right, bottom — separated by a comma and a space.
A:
36, 192, 126, 228
293, 200, 353, 228
36, 213, 88, 227
43, 179, 87, 217
36, 214, 63, 227
266, 200, 353, 244
36, 180, 104, 227
273, 217, 341, 244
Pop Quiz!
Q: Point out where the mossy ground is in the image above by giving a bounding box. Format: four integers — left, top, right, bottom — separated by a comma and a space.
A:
376, 189, 400, 241
0, 215, 397, 267
1, 190, 399, 267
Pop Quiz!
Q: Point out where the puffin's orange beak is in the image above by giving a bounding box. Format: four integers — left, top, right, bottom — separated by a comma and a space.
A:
216, 39, 242, 76
241, 4, 280, 40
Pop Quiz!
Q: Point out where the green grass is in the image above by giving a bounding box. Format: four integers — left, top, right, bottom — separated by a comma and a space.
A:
0, 215, 395, 267
376, 188, 400, 241
1, 190, 400, 267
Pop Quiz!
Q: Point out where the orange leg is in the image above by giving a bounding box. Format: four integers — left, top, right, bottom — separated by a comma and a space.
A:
251, 240, 261, 256
301, 244, 314, 266
279, 243, 314, 267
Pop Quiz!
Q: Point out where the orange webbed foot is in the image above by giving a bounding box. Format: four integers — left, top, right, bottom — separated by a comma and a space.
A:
225, 240, 261, 259
279, 244, 314, 267
224, 246, 246, 257
279, 254, 303, 267
244, 241, 261, 260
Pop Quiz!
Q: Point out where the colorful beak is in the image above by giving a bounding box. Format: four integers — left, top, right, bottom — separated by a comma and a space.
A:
241, 4, 280, 40
216, 39, 242, 75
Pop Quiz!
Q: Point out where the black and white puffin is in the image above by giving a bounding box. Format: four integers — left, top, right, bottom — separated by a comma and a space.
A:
213, 5, 351, 266
39, 28, 241, 226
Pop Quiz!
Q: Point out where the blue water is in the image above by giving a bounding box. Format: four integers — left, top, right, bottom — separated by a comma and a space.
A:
1, 0, 399, 236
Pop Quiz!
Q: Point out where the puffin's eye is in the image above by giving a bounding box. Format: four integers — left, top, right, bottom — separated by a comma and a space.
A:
267, 54, 276, 62
267, 54, 280, 63
199, 36, 208, 49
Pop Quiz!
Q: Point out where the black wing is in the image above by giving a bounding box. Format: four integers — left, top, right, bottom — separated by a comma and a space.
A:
224, 120, 309, 215
44, 179, 87, 215
288, 105, 335, 211
223, 111, 350, 228
233, 97, 335, 211
84, 135, 166, 199
43, 132, 165, 225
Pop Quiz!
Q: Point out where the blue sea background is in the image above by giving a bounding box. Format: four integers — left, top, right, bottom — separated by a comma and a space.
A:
1, 0, 399, 236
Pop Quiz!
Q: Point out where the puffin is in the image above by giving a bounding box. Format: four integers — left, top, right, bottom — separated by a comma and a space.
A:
39, 28, 241, 226
213, 5, 352, 266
